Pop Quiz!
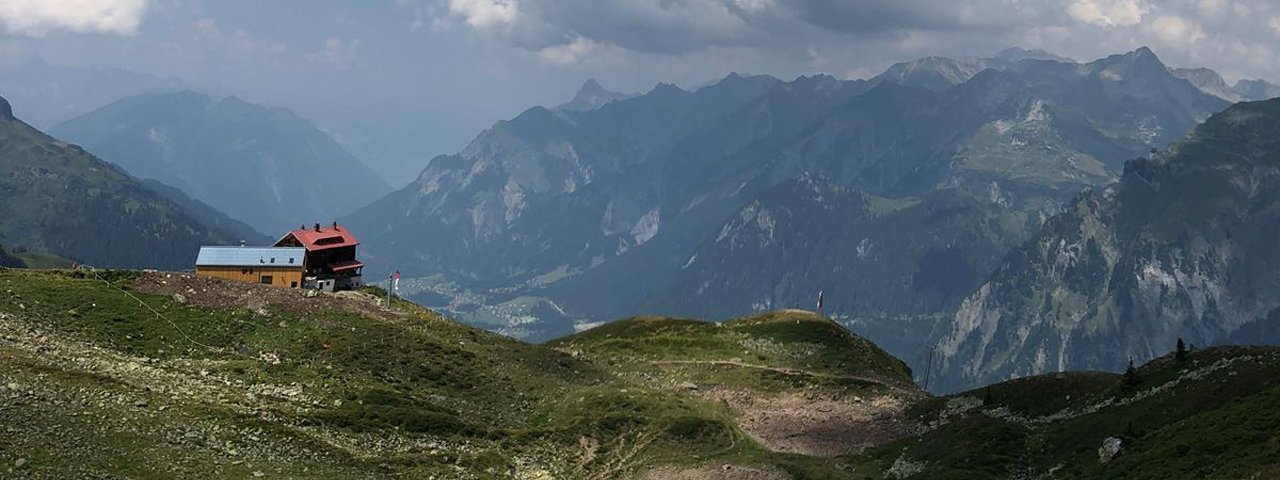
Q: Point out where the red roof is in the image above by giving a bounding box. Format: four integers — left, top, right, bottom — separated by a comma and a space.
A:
276, 224, 360, 251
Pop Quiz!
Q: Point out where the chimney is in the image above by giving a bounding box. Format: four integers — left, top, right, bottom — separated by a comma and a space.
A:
314, 222, 321, 232
332, 221, 339, 230
239, 239, 246, 248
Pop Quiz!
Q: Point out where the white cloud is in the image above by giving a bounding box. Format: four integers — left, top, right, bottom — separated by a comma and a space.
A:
0, 0, 149, 36
1149, 15, 1204, 45
537, 35, 598, 65
730, 0, 774, 14
1067, 0, 1147, 27
412, 0, 1280, 86
447, 0, 517, 32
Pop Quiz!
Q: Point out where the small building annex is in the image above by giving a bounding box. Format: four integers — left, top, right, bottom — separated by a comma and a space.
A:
195, 222, 365, 291
194, 246, 306, 288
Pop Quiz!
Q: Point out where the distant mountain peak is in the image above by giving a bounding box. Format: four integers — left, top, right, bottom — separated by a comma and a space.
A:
1090, 46, 1175, 85
1234, 78, 1280, 101
993, 47, 1074, 63
651, 82, 685, 94
557, 79, 635, 112
872, 55, 992, 91
219, 94, 250, 105
1093, 46, 1159, 67
1170, 67, 1241, 102
579, 78, 604, 92
1114, 46, 1164, 67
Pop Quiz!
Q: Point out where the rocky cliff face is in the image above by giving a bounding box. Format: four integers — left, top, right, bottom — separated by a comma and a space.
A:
936, 98, 1280, 393
347, 75, 789, 288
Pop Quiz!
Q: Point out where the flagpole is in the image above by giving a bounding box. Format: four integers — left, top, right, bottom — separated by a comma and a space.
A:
816, 289, 824, 318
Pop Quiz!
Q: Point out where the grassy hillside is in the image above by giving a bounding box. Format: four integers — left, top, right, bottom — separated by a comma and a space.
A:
851, 346, 1280, 479
3, 269, 1279, 478
0, 270, 867, 478
0, 245, 75, 269
551, 311, 915, 393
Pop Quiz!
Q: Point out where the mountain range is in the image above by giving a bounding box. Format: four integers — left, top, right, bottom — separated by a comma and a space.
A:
0, 94, 243, 270
346, 46, 1232, 378
51, 91, 392, 235
8, 45, 1277, 395
936, 97, 1280, 392
7, 44, 1280, 476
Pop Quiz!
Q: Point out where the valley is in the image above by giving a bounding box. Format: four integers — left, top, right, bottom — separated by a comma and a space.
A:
3, 31, 1280, 477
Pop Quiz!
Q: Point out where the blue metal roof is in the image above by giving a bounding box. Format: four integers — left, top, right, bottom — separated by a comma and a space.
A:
195, 246, 305, 267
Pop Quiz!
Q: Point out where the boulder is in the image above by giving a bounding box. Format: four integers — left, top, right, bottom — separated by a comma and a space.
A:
1098, 436, 1123, 463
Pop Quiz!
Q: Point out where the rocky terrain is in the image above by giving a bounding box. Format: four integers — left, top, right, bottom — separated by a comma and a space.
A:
935, 97, 1280, 393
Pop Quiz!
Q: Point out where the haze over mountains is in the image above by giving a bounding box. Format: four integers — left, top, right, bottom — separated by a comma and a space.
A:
345, 46, 1236, 370
0, 58, 186, 130
3, 45, 1280, 394
0, 95, 242, 270
52, 91, 391, 235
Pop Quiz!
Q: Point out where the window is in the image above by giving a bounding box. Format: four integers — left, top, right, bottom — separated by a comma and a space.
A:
290, 281, 298, 288
314, 236, 345, 246
289, 257, 295, 264
260, 275, 273, 285
270, 257, 275, 264
241, 268, 248, 275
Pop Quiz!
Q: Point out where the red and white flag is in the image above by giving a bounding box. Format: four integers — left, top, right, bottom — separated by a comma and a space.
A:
393, 270, 400, 292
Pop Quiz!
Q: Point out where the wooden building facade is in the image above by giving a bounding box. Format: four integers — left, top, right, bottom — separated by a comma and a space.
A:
194, 247, 306, 288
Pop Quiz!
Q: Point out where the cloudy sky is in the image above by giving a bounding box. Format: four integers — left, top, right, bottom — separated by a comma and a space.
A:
2, 0, 1279, 177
